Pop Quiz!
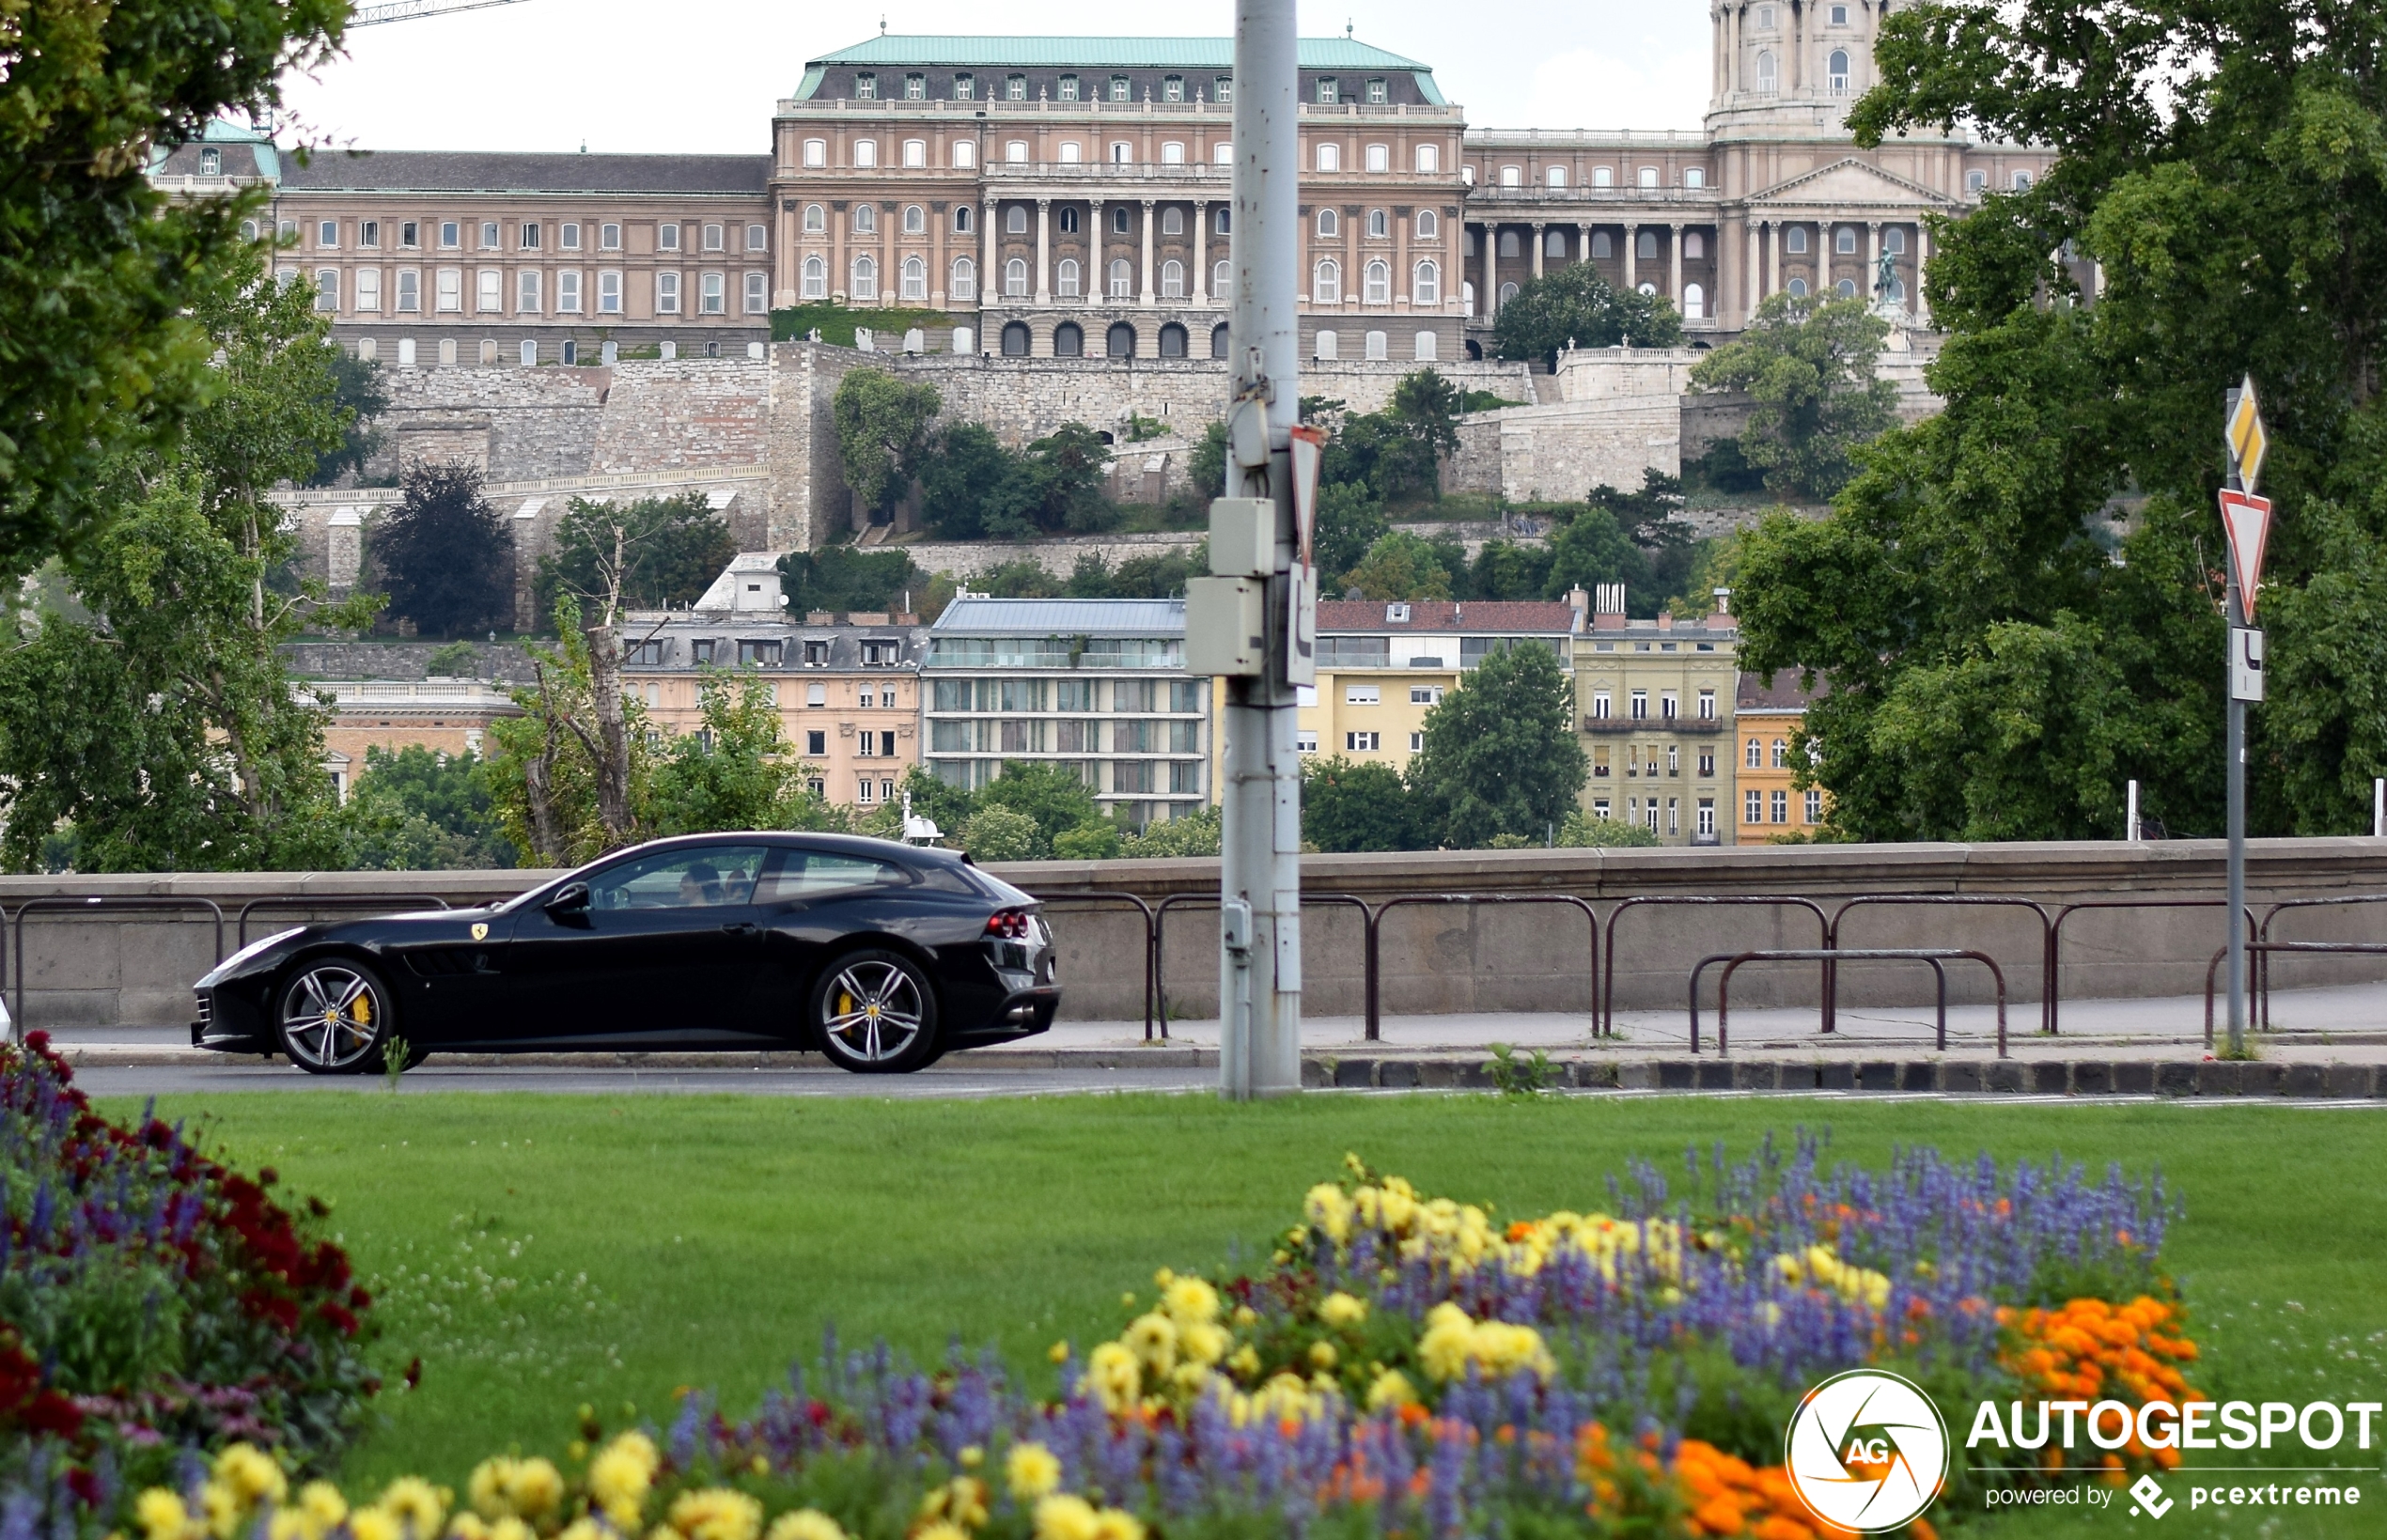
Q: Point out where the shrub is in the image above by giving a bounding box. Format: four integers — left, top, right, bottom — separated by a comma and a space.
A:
957, 805, 1038, 863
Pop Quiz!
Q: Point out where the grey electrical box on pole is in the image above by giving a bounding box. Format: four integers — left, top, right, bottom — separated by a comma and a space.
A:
1179, 0, 1307, 1099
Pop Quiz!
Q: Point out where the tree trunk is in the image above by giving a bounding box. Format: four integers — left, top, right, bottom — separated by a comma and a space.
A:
584, 525, 634, 849
522, 661, 570, 864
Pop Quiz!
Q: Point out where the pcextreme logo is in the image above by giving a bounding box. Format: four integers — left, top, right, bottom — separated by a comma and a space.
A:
1786, 1370, 1952, 1533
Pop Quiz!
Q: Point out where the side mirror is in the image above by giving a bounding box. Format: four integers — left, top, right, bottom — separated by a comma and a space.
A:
544, 881, 591, 924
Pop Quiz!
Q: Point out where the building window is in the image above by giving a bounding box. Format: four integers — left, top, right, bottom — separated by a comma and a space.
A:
1771, 790, 1789, 824
1756, 50, 1777, 92
520, 222, 541, 250
1314, 257, 1341, 303
1544, 227, 1566, 257
1697, 799, 1715, 837
661, 223, 681, 251
1366, 143, 1389, 173
1416, 210, 1439, 241
746, 271, 770, 312
1746, 790, 1764, 824
1005, 258, 1027, 297
555, 271, 580, 312
1163, 73, 1184, 101
1967, 169, 1989, 194
1296, 731, 1318, 753
899, 257, 926, 302
1108, 257, 1131, 299
1771, 738, 1789, 768
855, 72, 877, 99
314, 269, 338, 312
1637, 228, 1659, 259
1413, 330, 1437, 360
1830, 2, 1849, 21
436, 269, 461, 312
1412, 259, 1440, 304
1317, 142, 1341, 172
1638, 165, 1660, 188
1160, 206, 1182, 235
1547, 166, 1568, 188
953, 139, 975, 168
1110, 141, 1132, 164
801, 256, 827, 300
1160, 259, 1184, 299
853, 205, 877, 235
1836, 225, 1858, 255
803, 138, 827, 167
476, 269, 501, 311
437, 220, 460, 249
1698, 749, 1715, 777
1108, 74, 1130, 102
1006, 205, 1027, 234
1214, 259, 1232, 296
516, 269, 540, 312
846, 257, 873, 303
1006, 73, 1026, 100
1058, 141, 1084, 164
1697, 689, 1716, 721
360, 220, 381, 248
1662, 692, 1678, 721
199, 148, 221, 176
1345, 683, 1381, 704
556, 222, 579, 251
1317, 76, 1338, 103
904, 71, 924, 100
954, 206, 973, 233
853, 139, 877, 168
902, 204, 925, 234
1367, 77, 1387, 103
317, 219, 339, 248
1592, 166, 1614, 187
656, 271, 680, 313
1415, 143, 1441, 174
1214, 76, 1232, 103
1053, 321, 1083, 357
1346, 732, 1380, 752
1318, 208, 1339, 239
598, 270, 622, 313
950, 257, 975, 302
1591, 691, 1612, 720
1368, 208, 1390, 238
1829, 49, 1850, 94
902, 138, 926, 168
1787, 226, 1810, 255
1684, 282, 1705, 319
1001, 321, 1030, 356
1630, 690, 1648, 720
1593, 230, 1613, 258
1806, 789, 1824, 824
952, 72, 973, 100
1364, 259, 1389, 303
351, 268, 381, 312
402, 221, 423, 249
1364, 329, 1387, 359
1057, 73, 1080, 101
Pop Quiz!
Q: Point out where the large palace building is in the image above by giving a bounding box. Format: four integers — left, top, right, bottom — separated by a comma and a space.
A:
150, 9, 2050, 366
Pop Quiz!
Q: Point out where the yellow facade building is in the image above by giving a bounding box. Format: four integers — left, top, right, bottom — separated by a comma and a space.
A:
1734, 671, 1826, 838
1572, 586, 1738, 846
1299, 599, 1584, 771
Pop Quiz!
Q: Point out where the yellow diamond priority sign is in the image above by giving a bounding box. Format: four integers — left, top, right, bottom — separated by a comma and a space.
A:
2226, 375, 2268, 493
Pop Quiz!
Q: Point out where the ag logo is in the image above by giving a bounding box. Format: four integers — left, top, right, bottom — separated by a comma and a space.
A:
1785, 1370, 1949, 1532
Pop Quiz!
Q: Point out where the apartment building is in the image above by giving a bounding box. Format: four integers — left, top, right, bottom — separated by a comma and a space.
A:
1572, 586, 1737, 846
922, 597, 1209, 823
1735, 668, 1827, 837
1300, 598, 1582, 768
316, 678, 523, 800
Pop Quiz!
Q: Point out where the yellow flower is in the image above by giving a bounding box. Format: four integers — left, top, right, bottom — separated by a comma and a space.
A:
589, 1433, 661, 1529
667, 1488, 763, 1540
268, 1510, 313, 1540
557, 1520, 606, 1540
1231, 1306, 1257, 1328
488, 1518, 535, 1540
1416, 1302, 1554, 1383
1306, 1341, 1338, 1371
1006, 1442, 1062, 1501
1303, 1184, 1354, 1245
1031, 1495, 1100, 1540
214, 1445, 288, 1509
200, 1483, 241, 1540
1316, 1292, 1368, 1329
135, 1490, 195, 1540
1081, 1342, 1141, 1413
299, 1483, 347, 1536
1226, 1346, 1261, 1379
379, 1478, 446, 1540
1178, 1321, 1228, 1367
914, 1525, 968, 1540
917, 1478, 987, 1530
1365, 1369, 1418, 1411
958, 1446, 984, 1470
1089, 1512, 1145, 1540
1047, 1341, 1070, 1364
1161, 1276, 1220, 1327
349, 1510, 403, 1540
762, 1511, 848, 1540
1122, 1313, 1178, 1376
444, 1516, 490, 1540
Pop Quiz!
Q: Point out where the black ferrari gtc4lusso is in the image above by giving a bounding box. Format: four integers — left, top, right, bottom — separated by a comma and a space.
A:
193, 832, 1059, 1074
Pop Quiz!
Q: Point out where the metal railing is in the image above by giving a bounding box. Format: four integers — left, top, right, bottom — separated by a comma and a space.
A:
2202, 941, 2387, 1047
1827, 895, 2052, 1034
1365, 894, 1599, 1042
1603, 895, 1830, 1035
2047, 898, 2256, 1034
13, 897, 226, 1042
1150, 892, 1372, 1034
1692, 947, 2008, 1058
1028, 891, 1160, 1040
2254, 894, 2387, 1027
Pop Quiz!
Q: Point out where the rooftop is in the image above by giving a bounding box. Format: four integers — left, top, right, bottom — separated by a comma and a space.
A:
1318, 599, 1580, 633
276, 150, 772, 195
1738, 670, 1822, 711
930, 597, 1184, 636
803, 34, 1433, 71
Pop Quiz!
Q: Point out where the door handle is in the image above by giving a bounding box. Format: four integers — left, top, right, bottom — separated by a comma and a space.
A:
720, 922, 761, 937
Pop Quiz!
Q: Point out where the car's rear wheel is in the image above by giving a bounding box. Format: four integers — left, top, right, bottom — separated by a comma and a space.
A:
812, 950, 939, 1074
276, 959, 395, 1075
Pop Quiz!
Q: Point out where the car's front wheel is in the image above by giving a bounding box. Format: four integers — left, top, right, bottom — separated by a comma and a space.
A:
811, 950, 940, 1073
276, 959, 395, 1075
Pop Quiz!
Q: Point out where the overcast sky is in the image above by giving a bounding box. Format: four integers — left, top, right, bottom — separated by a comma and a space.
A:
273, 0, 1711, 155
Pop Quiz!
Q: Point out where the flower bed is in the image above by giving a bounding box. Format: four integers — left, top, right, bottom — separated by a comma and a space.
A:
130, 1135, 2189, 1539
0, 1034, 378, 1527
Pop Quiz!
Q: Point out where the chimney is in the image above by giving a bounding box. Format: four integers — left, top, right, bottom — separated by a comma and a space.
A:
1592, 583, 1628, 630
1566, 584, 1589, 632
1657, 611, 1674, 631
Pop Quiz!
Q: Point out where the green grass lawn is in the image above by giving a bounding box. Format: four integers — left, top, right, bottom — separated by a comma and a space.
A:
104, 1092, 2387, 1537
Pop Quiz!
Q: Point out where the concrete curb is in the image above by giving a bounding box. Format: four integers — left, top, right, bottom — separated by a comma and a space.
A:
55, 1044, 2387, 1097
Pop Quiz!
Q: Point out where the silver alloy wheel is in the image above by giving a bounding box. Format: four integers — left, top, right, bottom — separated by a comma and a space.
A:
821, 959, 926, 1064
280, 964, 383, 1071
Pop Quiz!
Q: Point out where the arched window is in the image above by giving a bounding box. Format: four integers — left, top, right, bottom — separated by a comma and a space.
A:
854, 139, 877, 167
1314, 329, 1339, 360
1159, 323, 1187, 358
1210, 323, 1231, 359
1110, 141, 1132, 163
1058, 207, 1079, 234
1544, 228, 1566, 257
1835, 277, 1858, 298
1636, 228, 1658, 260
1771, 739, 1789, 769
954, 206, 974, 233
1593, 166, 1614, 187
1592, 230, 1613, 258
1828, 49, 1850, 94
1416, 210, 1438, 240
1005, 257, 1028, 297
951, 326, 974, 354
1746, 738, 1762, 770
1413, 330, 1438, 361
950, 257, 975, 302
903, 205, 925, 234
1685, 167, 1706, 188
952, 140, 975, 168
1005, 139, 1027, 163
1215, 141, 1234, 165
1547, 166, 1568, 188
1835, 226, 1858, 254
900, 256, 927, 301
1317, 209, 1339, 239
1367, 209, 1388, 238
1685, 232, 1705, 259
1756, 50, 1776, 93
1106, 322, 1136, 358
850, 254, 878, 301
1108, 257, 1132, 299
1638, 281, 1657, 296
1059, 141, 1083, 163
801, 255, 827, 300
1365, 143, 1389, 172
1053, 322, 1084, 357
902, 139, 926, 167
1683, 282, 1705, 319
1786, 226, 1809, 254
1415, 144, 1440, 173
1161, 259, 1184, 299
1006, 206, 1028, 235
1316, 143, 1341, 171
1213, 258, 1231, 296
1499, 165, 1521, 187
1214, 207, 1231, 235
1412, 259, 1440, 305
1364, 330, 1387, 360
1162, 207, 1183, 235
1787, 276, 1809, 297
1497, 230, 1520, 258
803, 138, 827, 167
2013, 170, 2034, 189
803, 204, 826, 233
1161, 141, 1185, 164
1364, 260, 1389, 303
853, 205, 877, 235
1884, 227, 1906, 254
1498, 281, 1519, 304
1001, 321, 1031, 356
1110, 206, 1131, 235
1314, 258, 1341, 303
1056, 258, 1081, 299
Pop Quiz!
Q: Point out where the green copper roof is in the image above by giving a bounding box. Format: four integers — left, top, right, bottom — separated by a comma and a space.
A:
795, 36, 1443, 102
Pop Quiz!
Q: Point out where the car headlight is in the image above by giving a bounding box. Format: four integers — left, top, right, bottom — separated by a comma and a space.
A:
209, 926, 305, 978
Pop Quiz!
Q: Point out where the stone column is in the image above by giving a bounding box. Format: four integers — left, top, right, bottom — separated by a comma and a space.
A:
1865, 219, 1880, 301
981, 199, 997, 312
930, 202, 946, 306
1915, 222, 1932, 325
1531, 221, 1546, 279
1577, 223, 1592, 275
1746, 221, 1762, 319
1623, 222, 1638, 289
1089, 199, 1105, 301
1140, 198, 1156, 305
832, 203, 848, 303
1767, 219, 1780, 298
1669, 222, 1683, 301
1036, 198, 1052, 304
1393, 204, 1410, 309
1193, 200, 1209, 304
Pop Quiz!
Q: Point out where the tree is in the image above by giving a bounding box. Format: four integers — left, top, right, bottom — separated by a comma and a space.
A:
1555, 809, 1660, 848
917, 422, 1017, 539
1343, 531, 1459, 601
1467, 539, 1557, 601
1733, 0, 2387, 841
779, 546, 929, 614
1490, 263, 1684, 366
1187, 420, 1228, 502
2, 0, 343, 583
1303, 756, 1427, 851
1052, 819, 1124, 861
1315, 483, 1390, 589
483, 598, 624, 864
645, 673, 841, 836
347, 746, 516, 869
973, 760, 1102, 858
957, 804, 1038, 863
542, 493, 736, 614
1689, 294, 1900, 500
1545, 507, 1646, 599
0, 264, 372, 872
1407, 641, 1586, 848
373, 463, 515, 638
1119, 807, 1222, 857
304, 351, 389, 488
833, 368, 941, 517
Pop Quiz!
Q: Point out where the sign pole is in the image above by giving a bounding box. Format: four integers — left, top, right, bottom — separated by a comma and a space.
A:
1215, 0, 1303, 1099
2220, 379, 2270, 1059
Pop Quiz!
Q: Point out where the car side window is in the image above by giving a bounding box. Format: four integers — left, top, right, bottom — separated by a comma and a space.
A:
755, 851, 909, 902
586, 847, 769, 910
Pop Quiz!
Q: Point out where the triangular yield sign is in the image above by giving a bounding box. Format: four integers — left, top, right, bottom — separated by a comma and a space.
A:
1288, 424, 1326, 573
2219, 489, 2272, 619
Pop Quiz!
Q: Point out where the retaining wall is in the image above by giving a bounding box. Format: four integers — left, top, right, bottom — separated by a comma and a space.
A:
8, 839, 2387, 1033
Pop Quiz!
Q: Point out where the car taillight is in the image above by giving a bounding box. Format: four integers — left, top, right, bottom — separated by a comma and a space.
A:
985, 909, 1031, 940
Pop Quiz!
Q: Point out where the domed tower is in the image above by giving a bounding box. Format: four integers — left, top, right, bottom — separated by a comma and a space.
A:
1707, 0, 1898, 141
